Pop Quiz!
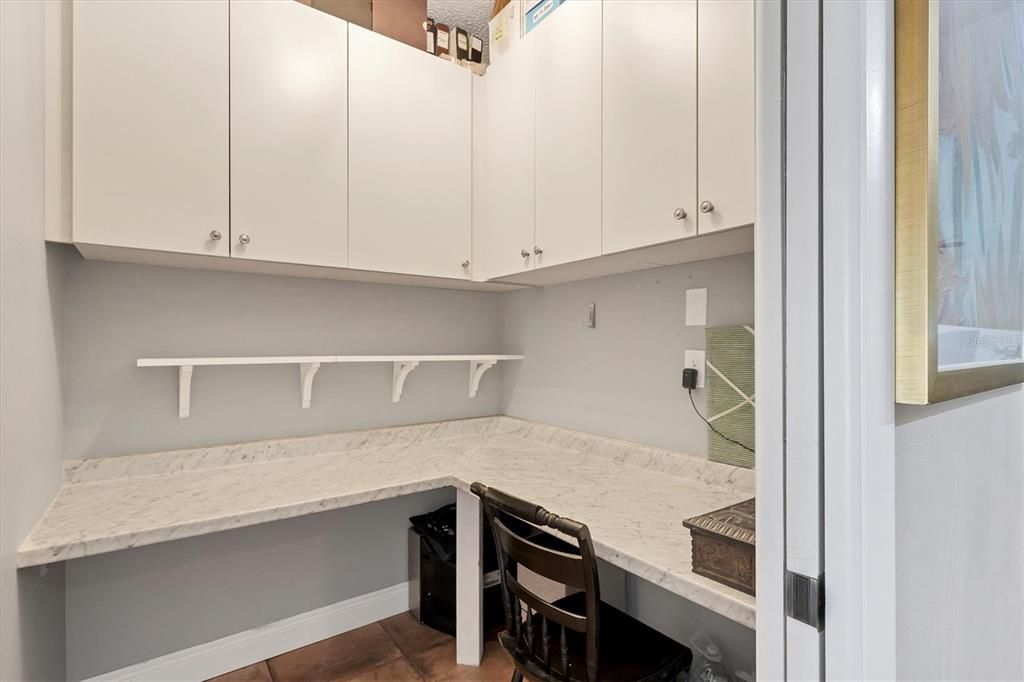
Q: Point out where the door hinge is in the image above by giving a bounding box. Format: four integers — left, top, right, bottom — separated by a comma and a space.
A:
785, 570, 824, 631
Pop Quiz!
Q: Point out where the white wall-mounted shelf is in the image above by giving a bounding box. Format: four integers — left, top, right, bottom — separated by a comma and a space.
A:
137, 355, 524, 418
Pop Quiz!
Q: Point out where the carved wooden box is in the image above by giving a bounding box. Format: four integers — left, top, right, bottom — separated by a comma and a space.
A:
683, 498, 755, 596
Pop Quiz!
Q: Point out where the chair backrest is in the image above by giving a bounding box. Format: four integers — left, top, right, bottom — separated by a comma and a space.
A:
471, 482, 601, 681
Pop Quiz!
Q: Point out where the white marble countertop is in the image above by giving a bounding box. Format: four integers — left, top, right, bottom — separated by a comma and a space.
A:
18, 416, 756, 628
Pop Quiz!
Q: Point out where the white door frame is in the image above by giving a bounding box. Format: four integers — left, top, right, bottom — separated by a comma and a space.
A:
755, 0, 826, 677
821, 1, 897, 679
754, 0, 787, 677
756, 1, 898, 679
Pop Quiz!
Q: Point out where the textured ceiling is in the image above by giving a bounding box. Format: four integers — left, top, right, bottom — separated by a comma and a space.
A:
427, 0, 494, 64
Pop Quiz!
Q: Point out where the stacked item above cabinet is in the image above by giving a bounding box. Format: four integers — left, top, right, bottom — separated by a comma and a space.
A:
70, 0, 753, 290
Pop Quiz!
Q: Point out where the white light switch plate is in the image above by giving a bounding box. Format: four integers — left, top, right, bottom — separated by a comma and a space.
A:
684, 350, 706, 388
685, 288, 707, 326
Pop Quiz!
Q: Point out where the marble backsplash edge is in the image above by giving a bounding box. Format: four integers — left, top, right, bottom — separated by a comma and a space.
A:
62, 416, 502, 484
488, 416, 756, 494
63, 415, 756, 495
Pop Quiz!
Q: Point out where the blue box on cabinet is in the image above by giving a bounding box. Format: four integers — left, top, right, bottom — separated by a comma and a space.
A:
524, 0, 566, 34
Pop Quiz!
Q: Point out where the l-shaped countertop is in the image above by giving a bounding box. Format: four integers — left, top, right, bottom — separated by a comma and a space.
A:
18, 416, 756, 628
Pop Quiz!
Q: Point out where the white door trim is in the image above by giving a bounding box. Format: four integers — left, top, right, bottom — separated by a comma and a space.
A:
821, 1, 897, 680
783, 0, 826, 678
754, 1, 787, 679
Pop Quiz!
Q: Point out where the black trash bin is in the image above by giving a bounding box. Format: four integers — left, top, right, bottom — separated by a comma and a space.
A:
407, 503, 502, 636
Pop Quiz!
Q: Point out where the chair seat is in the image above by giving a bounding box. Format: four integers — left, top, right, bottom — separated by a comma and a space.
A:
499, 592, 693, 682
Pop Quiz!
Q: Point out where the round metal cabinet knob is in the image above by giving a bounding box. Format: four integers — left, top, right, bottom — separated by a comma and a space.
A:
533, 246, 543, 255
673, 208, 687, 220
209, 230, 222, 241
238, 233, 251, 245
462, 260, 471, 268
699, 200, 714, 214
521, 249, 531, 258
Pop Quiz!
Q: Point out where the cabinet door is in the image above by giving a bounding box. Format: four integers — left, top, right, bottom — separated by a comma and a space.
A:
533, 0, 602, 268
230, 1, 348, 267
73, 0, 229, 256
603, 0, 697, 254
697, 0, 755, 234
348, 26, 472, 279
473, 32, 536, 280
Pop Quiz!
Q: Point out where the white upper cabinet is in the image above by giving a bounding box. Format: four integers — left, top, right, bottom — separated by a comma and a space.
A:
472, 32, 536, 280
533, 0, 603, 269
230, 1, 348, 267
697, 0, 755, 234
73, 0, 229, 256
69, 0, 756, 288
602, 0, 697, 254
348, 26, 473, 279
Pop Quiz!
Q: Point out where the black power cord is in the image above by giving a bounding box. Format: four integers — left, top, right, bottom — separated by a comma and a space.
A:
688, 389, 755, 454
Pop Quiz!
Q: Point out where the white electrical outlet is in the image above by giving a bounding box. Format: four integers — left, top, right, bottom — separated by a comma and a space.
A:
684, 350, 706, 388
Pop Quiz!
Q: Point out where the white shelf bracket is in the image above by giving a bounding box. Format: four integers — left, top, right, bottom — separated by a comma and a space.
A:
299, 362, 321, 409
468, 360, 497, 398
178, 365, 194, 419
140, 354, 523, 417
392, 361, 420, 403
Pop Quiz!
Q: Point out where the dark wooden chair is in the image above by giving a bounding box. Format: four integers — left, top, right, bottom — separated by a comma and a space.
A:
471, 483, 693, 682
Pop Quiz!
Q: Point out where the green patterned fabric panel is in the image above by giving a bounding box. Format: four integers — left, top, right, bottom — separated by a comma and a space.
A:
705, 325, 755, 468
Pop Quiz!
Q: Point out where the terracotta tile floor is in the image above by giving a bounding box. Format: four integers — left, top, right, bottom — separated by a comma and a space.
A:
208, 612, 515, 682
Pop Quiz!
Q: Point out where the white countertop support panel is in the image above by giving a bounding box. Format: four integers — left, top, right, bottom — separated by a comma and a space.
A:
456, 488, 484, 665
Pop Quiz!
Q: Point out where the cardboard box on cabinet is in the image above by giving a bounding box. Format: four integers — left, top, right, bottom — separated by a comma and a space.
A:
308, 0, 372, 30
303, 0, 426, 51
372, 0, 428, 51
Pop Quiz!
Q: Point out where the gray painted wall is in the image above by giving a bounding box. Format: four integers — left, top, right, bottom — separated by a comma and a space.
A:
57, 251, 504, 678
627, 577, 755, 675
499, 253, 756, 457
500, 256, 758, 675
895, 386, 1024, 680
66, 489, 453, 680
0, 3, 68, 679
62, 256, 503, 460
61, 254, 757, 678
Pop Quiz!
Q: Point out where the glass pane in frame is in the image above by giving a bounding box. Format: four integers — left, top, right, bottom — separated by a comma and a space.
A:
936, 0, 1024, 373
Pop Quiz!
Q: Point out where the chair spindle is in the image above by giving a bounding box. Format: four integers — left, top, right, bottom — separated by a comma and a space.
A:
542, 617, 550, 668
526, 606, 535, 651
560, 624, 569, 679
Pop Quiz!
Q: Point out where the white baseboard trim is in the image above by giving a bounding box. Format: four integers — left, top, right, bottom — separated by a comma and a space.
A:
83, 582, 410, 682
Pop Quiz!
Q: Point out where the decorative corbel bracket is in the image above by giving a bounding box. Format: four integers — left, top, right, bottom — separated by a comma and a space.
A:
299, 362, 321, 409
178, 365, 194, 419
392, 361, 420, 403
468, 360, 497, 398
